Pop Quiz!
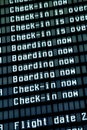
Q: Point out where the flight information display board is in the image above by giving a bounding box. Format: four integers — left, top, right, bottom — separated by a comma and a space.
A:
0, 0, 87, 129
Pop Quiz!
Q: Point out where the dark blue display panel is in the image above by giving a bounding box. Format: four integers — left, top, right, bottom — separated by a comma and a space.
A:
0, 0, 87, 130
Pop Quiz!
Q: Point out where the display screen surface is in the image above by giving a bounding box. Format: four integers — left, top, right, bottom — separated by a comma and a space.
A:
0, 0, 87, 129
